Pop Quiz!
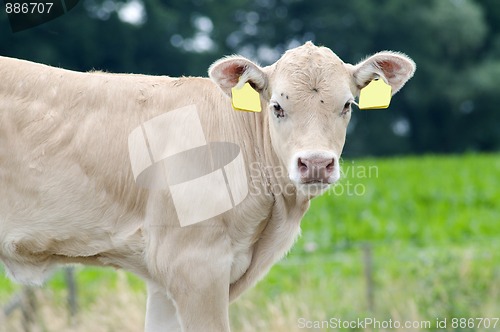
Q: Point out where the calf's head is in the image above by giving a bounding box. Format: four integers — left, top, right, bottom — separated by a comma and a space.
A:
210, 42, 415, 196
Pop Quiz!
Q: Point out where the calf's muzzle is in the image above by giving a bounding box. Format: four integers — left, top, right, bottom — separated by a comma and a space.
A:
297, 154, 335, 184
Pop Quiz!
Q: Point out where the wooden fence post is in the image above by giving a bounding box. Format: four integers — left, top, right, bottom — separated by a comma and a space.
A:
2, 268, 79, 329
363, 243, 375, 313
20, 286, 36, 332
65, 266, 78, 320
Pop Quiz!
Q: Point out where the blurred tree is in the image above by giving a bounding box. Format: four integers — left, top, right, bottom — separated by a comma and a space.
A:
0, 0, 498, 156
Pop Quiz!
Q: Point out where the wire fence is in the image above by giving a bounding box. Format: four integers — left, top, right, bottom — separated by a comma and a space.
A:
1, 238, 498, 331
1, 267, 77, 332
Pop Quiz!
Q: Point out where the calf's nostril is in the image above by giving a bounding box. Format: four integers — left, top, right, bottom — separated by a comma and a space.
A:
326, 159, 335, 172
298, 158, 308, 173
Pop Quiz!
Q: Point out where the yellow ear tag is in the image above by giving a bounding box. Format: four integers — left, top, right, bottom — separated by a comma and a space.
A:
231, 82, 261, 112
358, 78, 392, 110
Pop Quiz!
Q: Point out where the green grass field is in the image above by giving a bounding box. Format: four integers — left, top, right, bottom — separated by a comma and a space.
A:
1, 154, 499, 331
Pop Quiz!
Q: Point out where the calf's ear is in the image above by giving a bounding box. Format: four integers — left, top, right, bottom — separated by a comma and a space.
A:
209, 56, 269, 97
351, 51, 416, 95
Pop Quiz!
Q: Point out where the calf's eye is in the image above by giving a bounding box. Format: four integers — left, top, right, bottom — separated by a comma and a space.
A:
273, 103, 285, 119
341, 101, 352, 116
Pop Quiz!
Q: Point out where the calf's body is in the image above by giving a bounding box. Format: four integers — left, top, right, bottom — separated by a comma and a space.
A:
0, 42, 415, 331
